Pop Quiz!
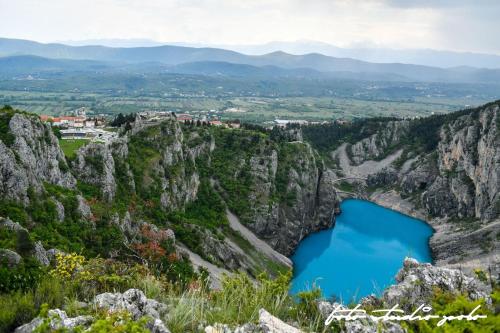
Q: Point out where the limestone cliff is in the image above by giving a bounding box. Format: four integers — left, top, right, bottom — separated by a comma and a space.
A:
0, 112, 75, 203
334, 101, 500, 274
348, 120, 409, 165
242, 143, 339, 255
66, 119, 339, 273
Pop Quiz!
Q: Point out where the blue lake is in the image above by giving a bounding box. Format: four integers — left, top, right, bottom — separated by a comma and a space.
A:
290, 199, 434, 302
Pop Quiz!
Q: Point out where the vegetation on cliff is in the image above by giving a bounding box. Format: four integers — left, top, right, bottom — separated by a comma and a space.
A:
1, 104, 499, 332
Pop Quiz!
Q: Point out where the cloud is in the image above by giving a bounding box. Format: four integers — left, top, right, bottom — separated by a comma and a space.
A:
0, 0, 498, 54
377, 0, 497, 8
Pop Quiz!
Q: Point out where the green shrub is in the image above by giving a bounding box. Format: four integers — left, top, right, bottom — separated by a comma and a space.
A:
403, 288, 500, 332
0, 105, 16, 146
32, 278, 68, 311
0, 227, 17, 250
85, 312, 150, 333
0, 290, 36, 332
77, 181, 101, 200
0, 200, 29, 225
0, 258, 44, 292
16, 229, 35, 256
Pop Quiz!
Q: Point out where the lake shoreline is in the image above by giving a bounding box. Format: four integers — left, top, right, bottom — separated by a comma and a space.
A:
290, 198, 434, 302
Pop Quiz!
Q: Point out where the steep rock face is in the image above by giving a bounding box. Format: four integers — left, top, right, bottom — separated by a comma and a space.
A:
75, 120, 206, 211
436, 106, 500, 220
349, 104, 500, 222
73, 143, 116, 201
76, 121, 339, 259
400, 158, 439, 196
341, 102, 500, 273
125, 121, 205, 211
243, 142, 339, 256
0, 113, 75, 203
348, 120, 409, 165
0, 111, 340, 275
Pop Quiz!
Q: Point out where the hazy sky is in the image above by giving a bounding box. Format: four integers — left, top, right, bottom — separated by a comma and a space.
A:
1, 0, 499, 54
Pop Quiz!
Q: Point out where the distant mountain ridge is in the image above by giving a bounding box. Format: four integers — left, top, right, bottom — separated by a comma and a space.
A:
202, 40, 500, 69
1, 37, 500, 83
48, 39, 500, 69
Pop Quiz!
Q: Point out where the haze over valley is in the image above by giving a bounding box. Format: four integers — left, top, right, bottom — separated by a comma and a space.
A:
1, 37, 500, 124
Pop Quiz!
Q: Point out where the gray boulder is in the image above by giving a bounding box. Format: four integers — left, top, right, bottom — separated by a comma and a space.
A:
204, 323, 260, 333
205, 324, 233, 333
0, 248, 22, 267
93, 289, 167, 320
258, 309, 302, 333
14, 309, 93, 333
76, 195, 93, 220
151, 318, 171, 333
93, 289, 170, 332
235, 323, 261, 333
33, 241, 49, 266
46, 248, 64, 263
383, 257, 490, 310
0, 217, 27, 232
53, 198, 65, 222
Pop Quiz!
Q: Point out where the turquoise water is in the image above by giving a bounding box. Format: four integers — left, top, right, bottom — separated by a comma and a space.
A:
291, 199, 433, 302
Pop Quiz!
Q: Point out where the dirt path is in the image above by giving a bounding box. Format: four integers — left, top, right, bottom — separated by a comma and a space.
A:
177, 243, 231, 289
226, 210, 292, 269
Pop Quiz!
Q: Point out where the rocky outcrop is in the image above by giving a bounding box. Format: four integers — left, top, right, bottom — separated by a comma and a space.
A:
110, 211, 175, 246
0, 113, 75, 203
396, 104, 499, 222
434, 105, 500, 220
337, 102, 500, 273
258, 309, 303, 333
0, 248, 22, 267
93, 289, 171, 333
366, 167, 399, 188
14, 309, 93, 333
53, 198, 65, 222
93, 289, 167, 321
76, 195, 93, 221
0, 218, 52, 266
69, 119, 339, 263
203, 309, 304, 333
347, 103, 500, 223
73, 142, 116, 201
15, 289, 170, 333
317, 258, 489, 333
0, 110, 340, 274
382, 258, 490, 310
348, 121, 409, 165
243, 142, 339, 256
0, 217, 27, 232
33, 241, 49, 266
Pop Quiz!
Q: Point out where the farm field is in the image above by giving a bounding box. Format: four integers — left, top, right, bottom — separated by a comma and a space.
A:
0, 90, 490, 124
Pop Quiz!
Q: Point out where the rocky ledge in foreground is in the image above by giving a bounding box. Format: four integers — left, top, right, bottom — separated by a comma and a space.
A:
318, 258, 493, 333
15, 258, 493, 333
15, 289, 170, 333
